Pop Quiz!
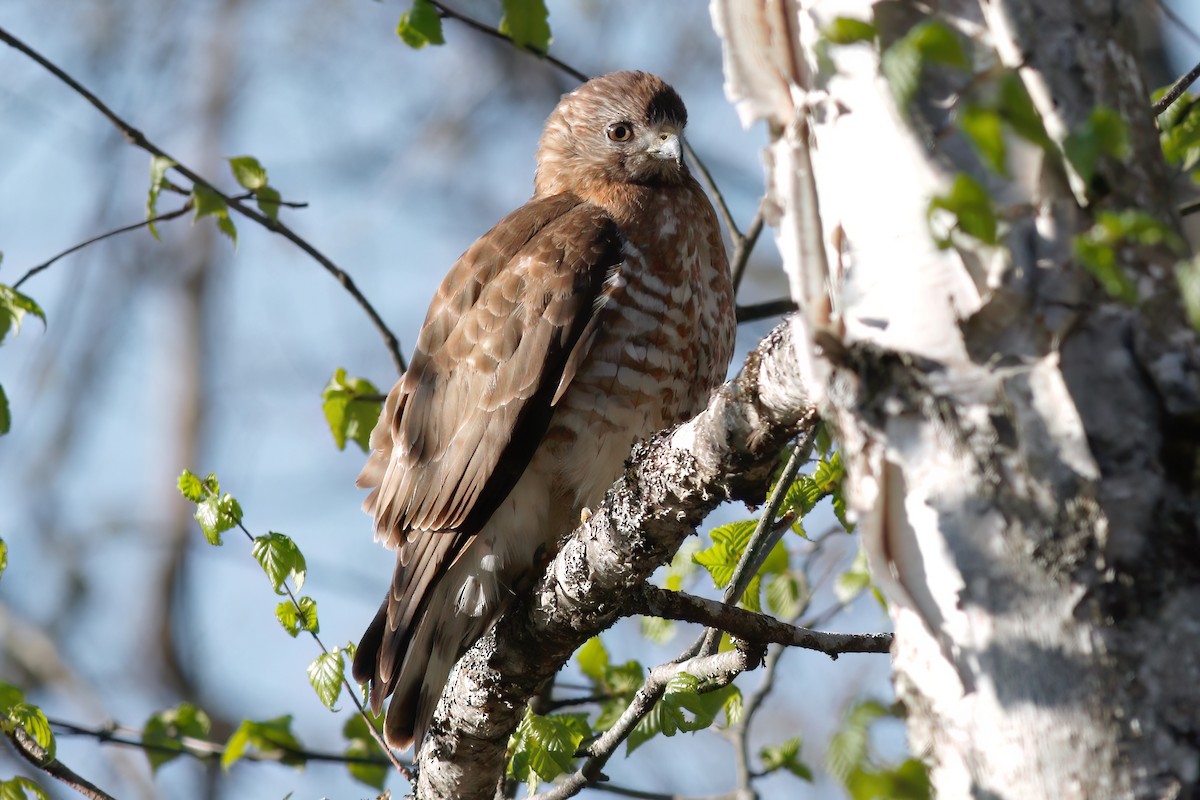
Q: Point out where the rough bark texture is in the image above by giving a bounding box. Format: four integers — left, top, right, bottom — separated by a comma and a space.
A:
713, 0, 1200, 797
412, 320, 817, 799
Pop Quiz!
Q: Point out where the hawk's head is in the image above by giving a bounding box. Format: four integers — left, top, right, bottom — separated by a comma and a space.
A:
535, 70, 690, 198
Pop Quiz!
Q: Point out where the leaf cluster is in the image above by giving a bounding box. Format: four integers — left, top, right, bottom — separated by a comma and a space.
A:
0, 278, 46, 435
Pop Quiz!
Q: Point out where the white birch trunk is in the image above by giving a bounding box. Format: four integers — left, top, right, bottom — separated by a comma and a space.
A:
712, 0, 1200, 797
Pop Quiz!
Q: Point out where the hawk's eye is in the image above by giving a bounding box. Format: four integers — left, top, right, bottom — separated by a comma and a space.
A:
606, 122, 634, 142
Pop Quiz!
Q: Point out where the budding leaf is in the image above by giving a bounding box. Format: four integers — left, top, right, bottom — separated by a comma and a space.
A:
500, 0, 551, 51
307, 649, 344, 710
252, 532, 307, 594
397, 0, 445, 48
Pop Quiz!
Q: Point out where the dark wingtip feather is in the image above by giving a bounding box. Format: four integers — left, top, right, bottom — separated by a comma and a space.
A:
352, 599, 387, 686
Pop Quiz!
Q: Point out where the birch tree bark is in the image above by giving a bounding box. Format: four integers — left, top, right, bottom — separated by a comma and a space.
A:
712, 0, 1200, 797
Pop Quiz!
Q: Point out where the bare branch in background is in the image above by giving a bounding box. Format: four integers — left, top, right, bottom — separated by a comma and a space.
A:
0, 25, 407, 374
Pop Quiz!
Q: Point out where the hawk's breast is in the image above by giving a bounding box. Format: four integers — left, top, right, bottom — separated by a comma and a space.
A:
542, 183, 735, 511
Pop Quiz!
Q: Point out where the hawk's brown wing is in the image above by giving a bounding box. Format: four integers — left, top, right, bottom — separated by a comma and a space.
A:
359, 193, 623, 544
352, 194, 624, 713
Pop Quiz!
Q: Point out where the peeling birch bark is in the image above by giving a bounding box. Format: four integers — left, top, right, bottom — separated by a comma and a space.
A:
712, 0, 1200, 797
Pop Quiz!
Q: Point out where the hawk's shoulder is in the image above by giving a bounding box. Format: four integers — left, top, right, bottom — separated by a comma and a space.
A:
358, 193, 628, 548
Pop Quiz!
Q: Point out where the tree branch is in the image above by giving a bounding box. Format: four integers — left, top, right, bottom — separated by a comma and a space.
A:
12, 203, 192, 289
6, 728, 118, 800
735, 298, 799, 324
532, 647, 762, 800
226, 518, 411, 780
427, 1, 587, 82
635, 585, 891, 657
412, 316, 818, 798
0, 25, 406, 374
1153, 59, 1200, 116
730, 203, 765, 292
47, 716, 393, 768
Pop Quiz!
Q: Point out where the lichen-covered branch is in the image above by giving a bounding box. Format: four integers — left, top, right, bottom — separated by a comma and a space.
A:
635, 585, 891, 658
410, 316, 816, 799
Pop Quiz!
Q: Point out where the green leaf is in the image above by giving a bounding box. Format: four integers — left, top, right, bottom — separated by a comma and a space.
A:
830, 700, 929, 799
507, 710, 588, 787
766, 572, 806, 619
0, 681, 24, 713
996, 71, 1051, 149
0, 385, 9, 437
814, 451, 845, 493
321, 368, 382, 452
627, 676, 740, 755
191, 184, 237, 246
959, 105, 1007, 175
0, 284, 47, 346
256, 185, 282, 223
179, 470, 243, 546
252, 532, 307, 594
928, 173, 997, 247
276, 596, 319, 637
8, 704, 55, 763
0, 776, 50, 800
192, 183, 226, 220
228, 156, 268, 191
692, 520, 758, 590
1175, 256, 1200, 331
1158, 91, 1200, 171
342, 714, 388, 790
307, 649, 344, 710
576, 636, 608, 685
397, 0, 445, 48
176, 469, 206, 503
693, 520, 787, 611
196, 494, 241, 537
0, 536, 7, 580
639, 615, 674, 644
593, 660, 643, 732
1064, 106, 1130, 187
824, 17, 876, 45
142, 703, 212, 772
500, 0, 551, 51
835, 548, 872, 604
761, 736, 814, 781
147, 154, 176, 238
815, 422, 833, 457
881, 20, 969, 111
1074, 211, 1184, 304
221, 716, 304, 771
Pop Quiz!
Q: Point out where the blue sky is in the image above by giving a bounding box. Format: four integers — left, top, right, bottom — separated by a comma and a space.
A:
1, 2, 1195, 798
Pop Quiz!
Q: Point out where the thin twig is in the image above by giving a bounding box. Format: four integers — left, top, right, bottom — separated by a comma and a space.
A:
48, 716, 392, 767
1153, 59, 1200, 116
686, 140, 743, 245
693, 435, 814, 655
531, 648, 759, 800
732, 644, 785, 789
0, 25, 406, 374
6, 728, 118, 800
1180, 197, 1200, 217
231, 519, 412, 780
428, 0, 587, 82
731, 203, 765, 292
736, 298, 799, 324
13, 203, 192, 289
637, 585, 892, 657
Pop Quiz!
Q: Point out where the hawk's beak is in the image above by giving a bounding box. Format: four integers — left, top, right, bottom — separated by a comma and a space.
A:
649, 131, 682, 167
